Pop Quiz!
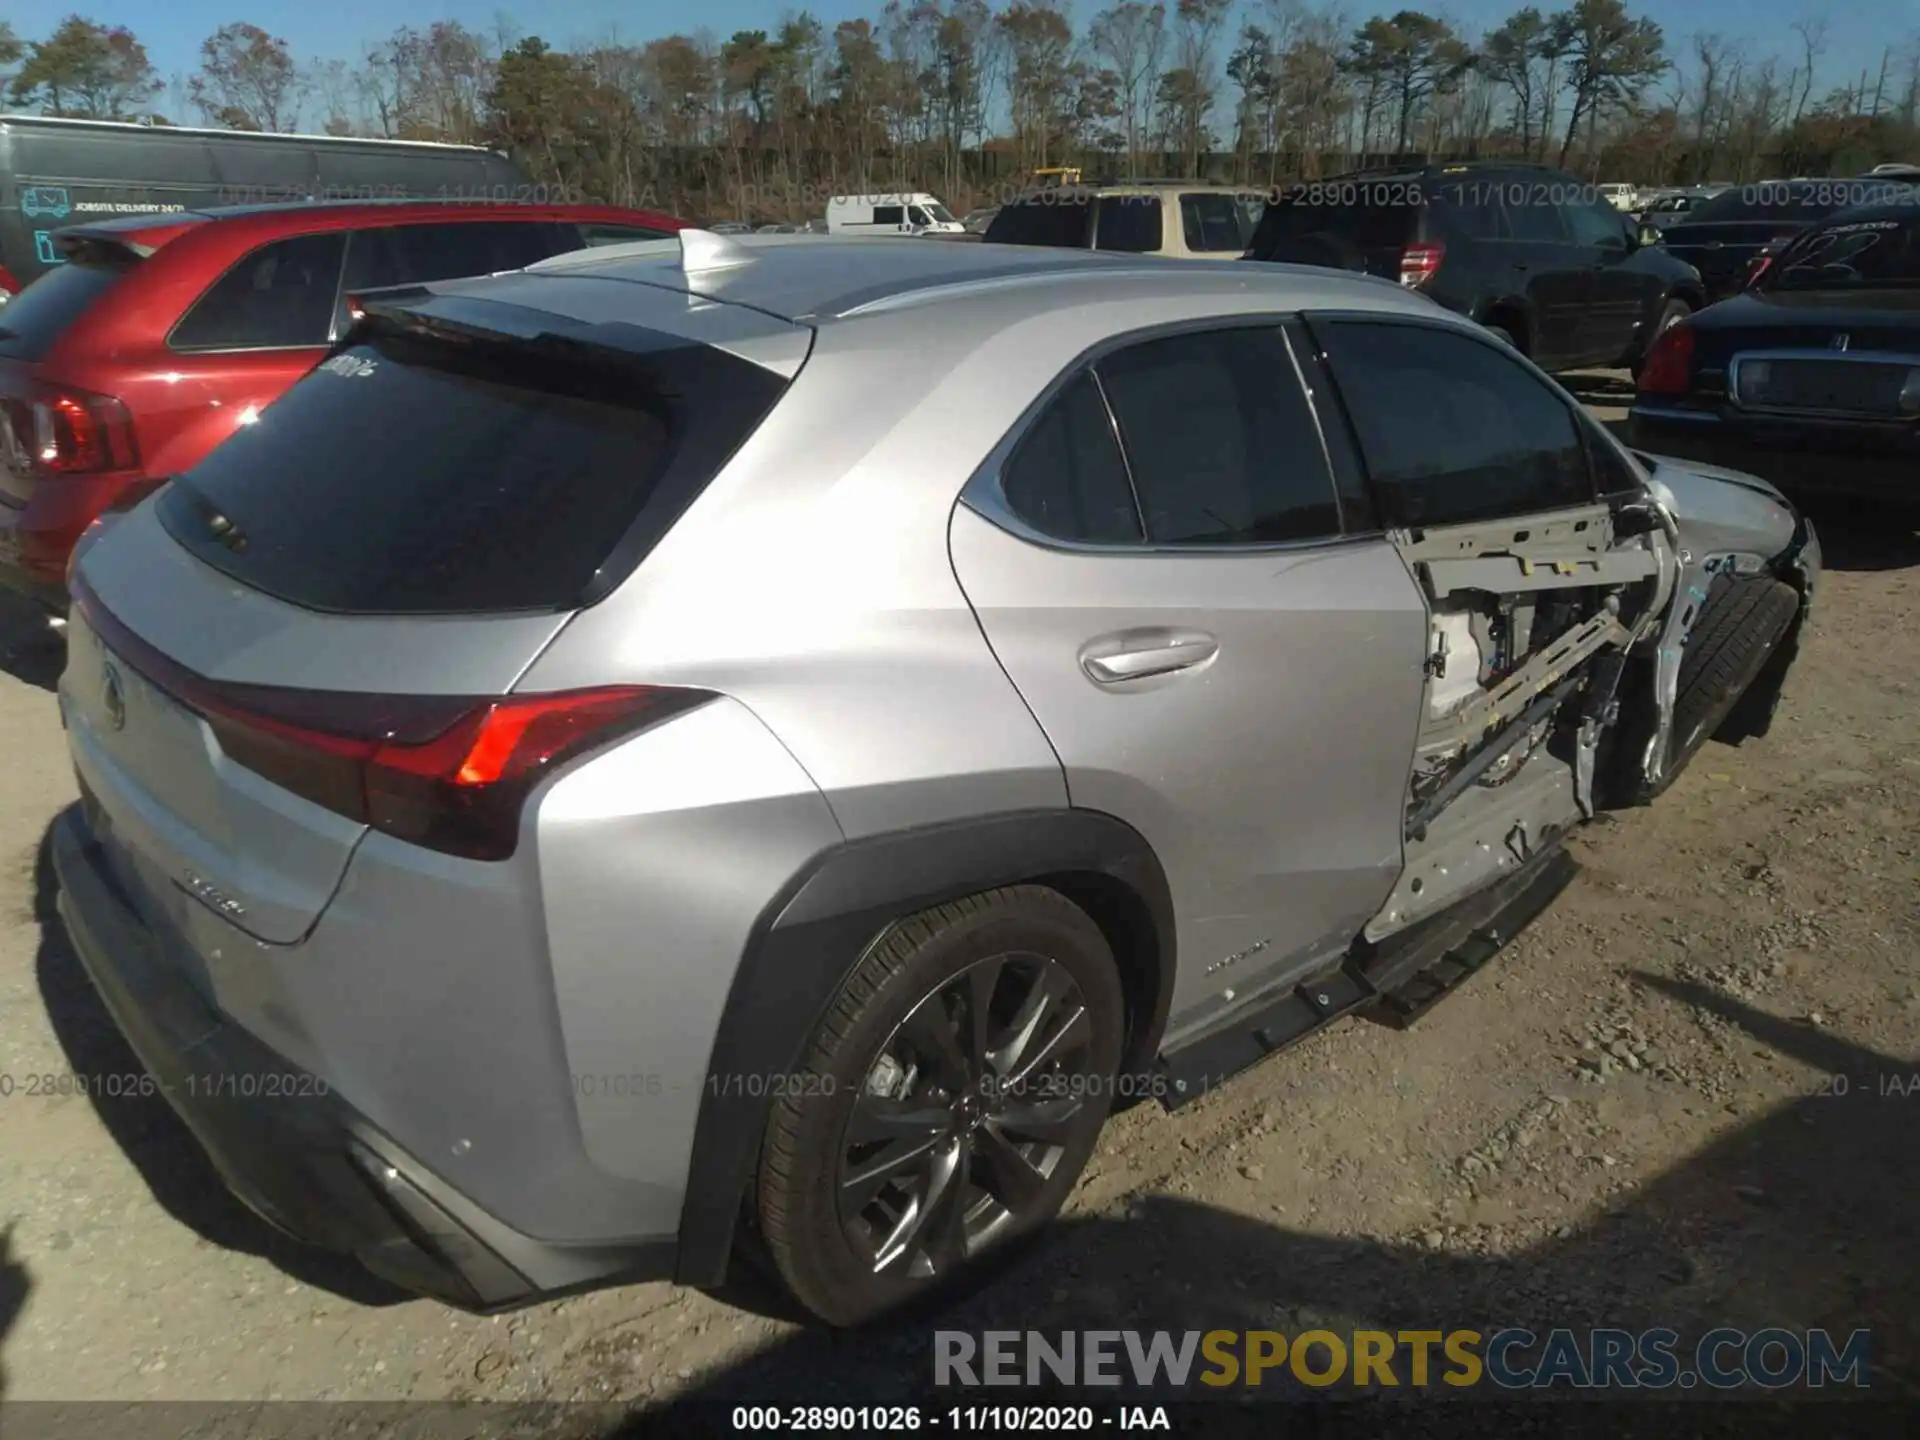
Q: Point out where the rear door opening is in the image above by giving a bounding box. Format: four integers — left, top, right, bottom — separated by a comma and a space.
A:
67, 288, 807, 942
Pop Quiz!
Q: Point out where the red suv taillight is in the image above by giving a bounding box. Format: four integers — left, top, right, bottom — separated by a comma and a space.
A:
32, 384, 140, 474
72, 577, 711, 861
1400, 241, 1445, 288
1637, 319, 1695, 396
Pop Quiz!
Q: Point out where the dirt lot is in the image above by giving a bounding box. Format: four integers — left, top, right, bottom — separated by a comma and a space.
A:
1, 378, 1916, 1414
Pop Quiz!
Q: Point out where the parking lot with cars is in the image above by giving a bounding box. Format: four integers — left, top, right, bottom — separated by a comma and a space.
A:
1, 356, 1915, 1405
1, 117, 1918, 1412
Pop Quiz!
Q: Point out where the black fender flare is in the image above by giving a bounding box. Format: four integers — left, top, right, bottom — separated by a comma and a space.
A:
673, 807, 1176, 1286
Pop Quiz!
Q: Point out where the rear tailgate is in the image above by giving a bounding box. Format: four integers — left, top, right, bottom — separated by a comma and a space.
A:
64, 274, 811, 946
65, 514, 574, 944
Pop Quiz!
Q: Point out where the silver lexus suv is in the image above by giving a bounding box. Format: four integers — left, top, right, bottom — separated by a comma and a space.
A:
54, 232, 1818, 1326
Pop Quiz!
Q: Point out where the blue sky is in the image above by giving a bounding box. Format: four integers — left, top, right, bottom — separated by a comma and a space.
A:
3, 1, 1906, 105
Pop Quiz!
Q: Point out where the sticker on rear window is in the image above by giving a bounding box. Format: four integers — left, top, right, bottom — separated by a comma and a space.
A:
318, 354, 378, 378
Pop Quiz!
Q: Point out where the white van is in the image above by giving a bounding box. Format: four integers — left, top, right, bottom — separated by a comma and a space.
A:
825, 193, 964, 237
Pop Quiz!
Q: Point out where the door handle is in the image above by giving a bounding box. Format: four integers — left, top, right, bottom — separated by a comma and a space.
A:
1080, 632, 1218, 684
1510, 261, 1529, 272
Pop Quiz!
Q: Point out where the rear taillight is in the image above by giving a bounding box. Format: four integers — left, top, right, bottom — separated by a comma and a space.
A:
1637, 320, 1695, 396
71, 577, 711, 861
31, 384, 139, 474
1399, 241, 1445, 288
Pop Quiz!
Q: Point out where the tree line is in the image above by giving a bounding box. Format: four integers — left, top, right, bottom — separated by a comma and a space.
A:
3, 5, 1918, 222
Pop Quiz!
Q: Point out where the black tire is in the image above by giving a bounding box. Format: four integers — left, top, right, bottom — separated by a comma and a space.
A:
1667, 572, 1800, 775
756, 885, 1124, 1327
1631, 299, 1692, 377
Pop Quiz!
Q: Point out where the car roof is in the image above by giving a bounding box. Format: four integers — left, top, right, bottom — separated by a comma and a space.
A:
57, 198, 685, 257
1795, 196, 1920, 228
0, 111, 499, 153
506, 231, 1425, 327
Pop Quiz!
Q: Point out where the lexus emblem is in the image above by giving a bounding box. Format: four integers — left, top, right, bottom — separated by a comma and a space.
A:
102, 664, 126, 731
1831, 332, 1851, 351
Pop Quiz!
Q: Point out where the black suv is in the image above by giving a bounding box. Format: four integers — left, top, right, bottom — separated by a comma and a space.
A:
1244, 162, 1707, 374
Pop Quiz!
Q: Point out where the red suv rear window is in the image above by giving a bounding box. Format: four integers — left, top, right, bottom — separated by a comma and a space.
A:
0, 254, 139, 361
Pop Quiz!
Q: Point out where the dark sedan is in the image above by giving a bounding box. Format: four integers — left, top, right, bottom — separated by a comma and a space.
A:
1661, 179, 1899, 300
1630, 198, 1920, 506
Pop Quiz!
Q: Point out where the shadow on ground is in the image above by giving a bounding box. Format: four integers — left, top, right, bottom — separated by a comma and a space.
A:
0, 593, 61, 693
28, 823, 407, 1308
0, 1224, 28, 1401
1792, 499, 1920, 573
618, 982, 1916, 1421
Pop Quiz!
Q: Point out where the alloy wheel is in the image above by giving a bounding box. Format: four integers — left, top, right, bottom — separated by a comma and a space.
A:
836, 951, 1102, 1278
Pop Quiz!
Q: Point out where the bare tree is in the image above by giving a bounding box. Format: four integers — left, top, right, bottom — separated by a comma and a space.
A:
1788, 17, 1826, 125
190, 23, 304, 131
1089, 0, 1167, 177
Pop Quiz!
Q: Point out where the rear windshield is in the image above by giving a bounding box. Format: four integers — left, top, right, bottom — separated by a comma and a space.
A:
985, 196, 1092, 248
0, 256, 136, 360
156, 318, 790, 615
1247, 194, 1416, 262
1093, 196, 1162, 253
1769, 213, 1920, 290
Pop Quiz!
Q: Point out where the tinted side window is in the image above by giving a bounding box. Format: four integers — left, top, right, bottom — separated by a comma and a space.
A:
1504, 195, 1567, 242
1317, 321, 1592, 528
1094, 196, 1163, 253
1179, 193, 1247, 251
999, 372, 1141, 544
1097, 328, 1342, 544
170, 232, 348, 351
985, 199, 1092, 248
873, 205, 904, 226
1439, 193, 1508, 240
387, 222, 567, 282
1565, 199, 1627, 247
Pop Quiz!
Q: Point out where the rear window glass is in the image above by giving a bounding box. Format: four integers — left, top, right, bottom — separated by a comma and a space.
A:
985, 197, 1092, 249
0, 257, 136, 360
1179, 193, 1251, 252
156, 317, 790, 615
1093, 196, 1162, 252
1248, 197, 1415, 262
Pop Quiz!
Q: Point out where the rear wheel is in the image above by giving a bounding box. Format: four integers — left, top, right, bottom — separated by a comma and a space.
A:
755, 886, 1124, 1327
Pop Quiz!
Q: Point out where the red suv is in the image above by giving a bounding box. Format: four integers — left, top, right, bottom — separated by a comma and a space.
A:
0, 199, 684, 611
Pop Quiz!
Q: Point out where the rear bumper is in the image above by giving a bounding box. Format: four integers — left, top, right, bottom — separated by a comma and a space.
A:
0, 470, 149, 613
1629, 407, 1920, 504
50, 806, 676, 1310
0, 551, 67, 613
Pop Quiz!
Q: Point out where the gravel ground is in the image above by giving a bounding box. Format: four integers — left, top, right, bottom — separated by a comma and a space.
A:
1, 378, 1916, 1417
